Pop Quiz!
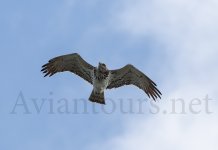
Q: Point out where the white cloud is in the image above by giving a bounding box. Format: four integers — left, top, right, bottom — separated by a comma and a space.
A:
98, 113, 218, 150
116, 0, 218, 59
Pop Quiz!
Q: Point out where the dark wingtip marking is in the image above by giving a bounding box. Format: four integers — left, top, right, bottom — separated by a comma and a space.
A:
156, 89, 162, 95
49, 73, 55, 77
42, 63, 48, 67
150, 80, 157, 86
147, 93, 151, 98
44, 72, 50, 77
41, 68, 47, 72
150, 94, 155, 101
157, 93, 162, 99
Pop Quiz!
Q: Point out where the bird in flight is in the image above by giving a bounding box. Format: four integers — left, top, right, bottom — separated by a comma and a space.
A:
41, 53, 162, 104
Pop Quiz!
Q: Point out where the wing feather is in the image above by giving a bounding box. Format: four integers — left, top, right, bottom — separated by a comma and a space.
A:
107, 64, 162, 101
41, 53, 94, 84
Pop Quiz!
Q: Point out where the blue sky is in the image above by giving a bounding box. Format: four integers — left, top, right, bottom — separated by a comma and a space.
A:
1, 0, 218, 150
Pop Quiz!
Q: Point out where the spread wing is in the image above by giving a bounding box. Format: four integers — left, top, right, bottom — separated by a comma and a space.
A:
41, 53, 94, 84
107, 64, 162, 101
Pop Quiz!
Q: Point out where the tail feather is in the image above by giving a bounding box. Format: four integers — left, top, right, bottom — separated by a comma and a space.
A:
89, 90, 105, 104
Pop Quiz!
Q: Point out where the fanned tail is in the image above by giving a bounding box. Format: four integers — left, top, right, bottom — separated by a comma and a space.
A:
89, 90, 105, 105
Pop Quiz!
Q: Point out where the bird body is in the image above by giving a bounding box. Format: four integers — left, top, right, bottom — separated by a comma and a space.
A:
41, 53, 162, 105
92, 72, 110, 93
89, 63, 111, 104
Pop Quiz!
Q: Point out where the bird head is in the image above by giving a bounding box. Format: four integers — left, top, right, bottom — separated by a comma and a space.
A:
98, 62, 107, 72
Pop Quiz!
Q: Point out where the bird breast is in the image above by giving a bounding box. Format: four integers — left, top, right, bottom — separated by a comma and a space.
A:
92, 72, 111, 93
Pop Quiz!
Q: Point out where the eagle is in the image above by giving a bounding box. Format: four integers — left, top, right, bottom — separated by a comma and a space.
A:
41, 53, 162, 104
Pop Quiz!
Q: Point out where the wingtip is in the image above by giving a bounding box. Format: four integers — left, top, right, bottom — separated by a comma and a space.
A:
44, 72, 50, 77
41, 68, 46, 72
42, 64, 48, 67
